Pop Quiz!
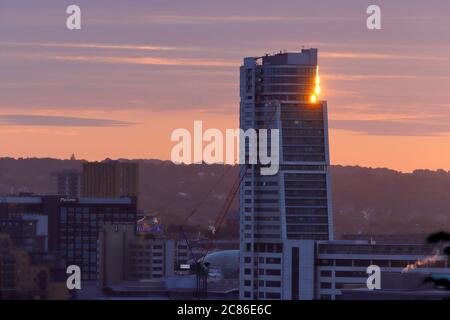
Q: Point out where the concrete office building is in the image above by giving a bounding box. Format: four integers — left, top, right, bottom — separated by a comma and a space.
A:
98, 223, 223, 285
315, 240, 450, 300
81, 160, 139, 198
58, 197, 137, 281
239, 49, 333, 300
0, 217, 47, 252
50, 169, 81, 198
0, 196, 52, 251
99, 223, 175, 288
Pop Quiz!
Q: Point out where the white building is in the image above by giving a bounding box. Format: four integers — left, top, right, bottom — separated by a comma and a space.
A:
315, 240, 450, 300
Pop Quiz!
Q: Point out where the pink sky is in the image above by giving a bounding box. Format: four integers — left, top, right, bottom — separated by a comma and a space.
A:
1, 0, 450, 172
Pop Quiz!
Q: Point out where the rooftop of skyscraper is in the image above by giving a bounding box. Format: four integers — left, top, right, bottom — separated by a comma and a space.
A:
258, 48, 318, 66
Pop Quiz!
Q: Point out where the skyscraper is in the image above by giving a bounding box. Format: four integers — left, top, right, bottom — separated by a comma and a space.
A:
239, 49, 333, 300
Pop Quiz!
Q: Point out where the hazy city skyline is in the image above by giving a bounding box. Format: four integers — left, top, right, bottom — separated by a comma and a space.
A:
1, 1, 450, 172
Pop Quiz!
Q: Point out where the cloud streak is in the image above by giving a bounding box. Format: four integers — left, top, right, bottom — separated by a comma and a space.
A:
0, 51, 237, 68
3, 48, 449, 69
0, 42, 177, 52
0, 115, 134, 127
136, 14, 359, 25
331, 117, 450, 136
50, 55, 237, 67
321, 51, 450, 62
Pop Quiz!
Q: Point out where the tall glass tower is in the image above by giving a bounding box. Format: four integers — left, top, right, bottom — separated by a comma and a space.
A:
239, 49, 333, 300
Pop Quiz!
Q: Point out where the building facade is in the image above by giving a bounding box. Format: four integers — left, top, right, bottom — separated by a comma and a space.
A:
0, 195, 137, 281
81, 160, 139, 198
0, 217, 46, 252
99, 223, 175, 287
0, 234, 68, 300
50, 169, 81, 198
239, 49, 333, 300
315, 240, 450, 300
58, 197, 137, 280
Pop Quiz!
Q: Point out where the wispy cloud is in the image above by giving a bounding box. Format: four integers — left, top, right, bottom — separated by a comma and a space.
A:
135, 15, 359, 25
322, 51, 450, 62
323, 74, 419, 81
0, 42, 177, 52
331, 117, 450, 136
0, 51, 237, 68
49, 55, 237, 67
0, 115, 134, 127
4, 47, 448, 68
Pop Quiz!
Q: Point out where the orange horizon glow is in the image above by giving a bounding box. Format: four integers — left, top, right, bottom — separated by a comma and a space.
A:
1, 109, 450, 173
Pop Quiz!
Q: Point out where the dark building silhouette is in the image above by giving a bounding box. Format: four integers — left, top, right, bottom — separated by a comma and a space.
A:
0, 195, 137, 280
81, 161, 139, 198
0, 233, 69, 300
0, 218, 46, 252
50, 169, 81, 198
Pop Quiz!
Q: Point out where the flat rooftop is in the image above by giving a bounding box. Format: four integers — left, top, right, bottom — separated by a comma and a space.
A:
0, 195, 134, 204
244, 48, 318, 67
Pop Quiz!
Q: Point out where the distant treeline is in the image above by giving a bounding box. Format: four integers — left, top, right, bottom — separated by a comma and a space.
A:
1, 157, 449, 238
